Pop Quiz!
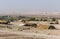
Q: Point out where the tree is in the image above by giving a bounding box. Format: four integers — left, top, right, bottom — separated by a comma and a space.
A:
43, 19, 47, 21
55, 21, 59, 24
40, 18, 43, 21
52, 18, 56, 21
29, 17, 36, 21
35, 19, 39, 21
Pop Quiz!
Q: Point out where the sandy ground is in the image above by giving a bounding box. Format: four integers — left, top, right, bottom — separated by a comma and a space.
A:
0, 29, 60, 39
0, 21, 60, 39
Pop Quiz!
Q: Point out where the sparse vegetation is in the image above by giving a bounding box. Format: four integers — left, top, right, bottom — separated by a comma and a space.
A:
0, 16, 60, 39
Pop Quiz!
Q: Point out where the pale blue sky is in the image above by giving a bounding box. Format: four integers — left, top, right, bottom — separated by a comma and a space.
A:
0, 0, 60, 14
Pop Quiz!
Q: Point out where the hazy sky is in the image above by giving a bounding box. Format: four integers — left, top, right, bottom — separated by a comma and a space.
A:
0, 0, 60, 15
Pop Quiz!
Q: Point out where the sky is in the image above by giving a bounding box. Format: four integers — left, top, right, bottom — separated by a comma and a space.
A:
0, 0, 60, 15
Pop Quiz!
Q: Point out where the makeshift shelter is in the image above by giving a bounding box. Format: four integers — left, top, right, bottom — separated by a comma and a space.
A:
48, 25, 56, 29
24, 23, 37, 28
